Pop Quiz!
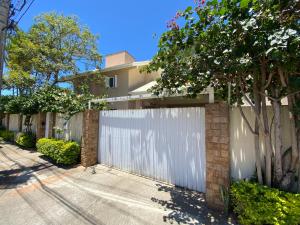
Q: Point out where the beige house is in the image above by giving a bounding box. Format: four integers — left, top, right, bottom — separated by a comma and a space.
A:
64, 51, 161, 109
65, 51, 213, 109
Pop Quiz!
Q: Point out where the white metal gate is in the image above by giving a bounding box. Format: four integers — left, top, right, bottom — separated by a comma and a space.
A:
98, 107, 206, 192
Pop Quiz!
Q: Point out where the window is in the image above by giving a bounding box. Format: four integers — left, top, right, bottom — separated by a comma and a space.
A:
105, 75, 118, 88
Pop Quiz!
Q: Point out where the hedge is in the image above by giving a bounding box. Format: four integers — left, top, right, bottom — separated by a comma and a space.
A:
16, 132, 36, 148
0, 130, 14, 142
231, 181, 300, 225
36, 138, 80, 165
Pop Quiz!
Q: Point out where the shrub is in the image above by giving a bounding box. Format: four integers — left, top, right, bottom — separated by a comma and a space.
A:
0, 125, 5, 131
0, 130, 14, 142
36, 138, 80, 165
231, 181, 300, 225
16, 132, 36, 148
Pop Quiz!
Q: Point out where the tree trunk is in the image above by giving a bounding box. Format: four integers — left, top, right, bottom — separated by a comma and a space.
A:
64, 119, 70, 141
287, 95, 299, 172
254, 124, 263, 184
0, 113, 4, 126
253, 77, 263, 184
24, 115, 32, 133
260, 98, 272, 187
18, 114, 23, 132
272, 98, 283, 185
260, 60, 272, 187
298, 131, 300, 192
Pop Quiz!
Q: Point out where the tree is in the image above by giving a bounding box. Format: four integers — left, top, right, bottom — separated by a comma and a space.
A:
5, 30, 36, 95
146, 0, 300, 189
5, 12, 102, 89
34, 85, 106, 140
4, 95, 39, 132
35, 85, 95, 120
0, 95, 12, 126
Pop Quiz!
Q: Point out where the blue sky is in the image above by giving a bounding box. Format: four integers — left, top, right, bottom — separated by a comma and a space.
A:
17, 0, 195, 62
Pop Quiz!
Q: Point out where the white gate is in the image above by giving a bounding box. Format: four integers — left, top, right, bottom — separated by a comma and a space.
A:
98, 107, 206, 192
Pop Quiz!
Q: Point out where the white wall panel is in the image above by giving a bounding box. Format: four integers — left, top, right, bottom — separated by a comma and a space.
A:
55, 113, 83, 143
230, 106, 292, 180
9, 114, 19, 132
99, 107, 206, 192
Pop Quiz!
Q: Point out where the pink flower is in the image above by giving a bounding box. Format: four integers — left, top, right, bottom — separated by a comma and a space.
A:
174, 11, 183, 19
166, 19, 179, 30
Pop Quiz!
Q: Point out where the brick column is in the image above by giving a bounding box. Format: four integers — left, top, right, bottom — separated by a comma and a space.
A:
81, 110, 99, 167
36, 112, 46, 139
205, 103, 230, 210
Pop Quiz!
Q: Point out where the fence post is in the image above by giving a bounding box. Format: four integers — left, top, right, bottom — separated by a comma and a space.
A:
81, 110, 99, 167
205, 102, 230, 210
36, 112, 46, 139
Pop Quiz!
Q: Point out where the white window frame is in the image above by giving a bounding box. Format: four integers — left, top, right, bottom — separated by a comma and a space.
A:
105, 75, 118, 88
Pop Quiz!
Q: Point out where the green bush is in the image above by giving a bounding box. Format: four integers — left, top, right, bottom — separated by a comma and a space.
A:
231, 181, 300, 225
16, 132, 36, 148
0, 130, 14, 142
36, 138, 80, 165
0, 125, 5, 131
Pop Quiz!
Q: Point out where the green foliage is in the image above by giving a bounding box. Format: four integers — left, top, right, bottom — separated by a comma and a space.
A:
231, 181, 300, 225
5, 12, 101, 89
0, 125, 5, 131
1, 86, 101, 124
0, 96, 12, 113
4, 95, 39, 116
36, 138, 80, 165
56, 142, 81, 165
15, 132, 36, 148
35, 85, 98, 120
4, 96, 23, 114
0, 130, 14, 142
5, 30, 36, 94
147, 0, 300, 101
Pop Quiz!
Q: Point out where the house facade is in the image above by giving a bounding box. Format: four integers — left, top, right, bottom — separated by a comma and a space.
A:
65, 51, 160, 109
65, 51, 214, 109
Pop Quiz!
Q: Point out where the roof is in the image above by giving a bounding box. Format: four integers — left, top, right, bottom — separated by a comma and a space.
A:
102, 61, 149, 72
60, 60, 150, 82
105, 50, 136, 60
129, 81, 157, 95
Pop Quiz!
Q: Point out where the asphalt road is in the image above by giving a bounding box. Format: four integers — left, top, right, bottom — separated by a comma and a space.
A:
0, 143, 236, 225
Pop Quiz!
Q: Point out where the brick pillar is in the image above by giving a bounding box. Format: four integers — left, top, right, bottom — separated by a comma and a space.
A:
36, 112, 46, 139
81, 110, 99, 167
205, 103, 230, 210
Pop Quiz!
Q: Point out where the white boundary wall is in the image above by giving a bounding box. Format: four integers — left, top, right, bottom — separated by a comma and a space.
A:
8, 114, 19, 132
230, 106, 292, 179
54, 113, 83, 143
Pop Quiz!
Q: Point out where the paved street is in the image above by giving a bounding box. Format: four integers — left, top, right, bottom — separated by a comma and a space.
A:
0, 143, 236, 225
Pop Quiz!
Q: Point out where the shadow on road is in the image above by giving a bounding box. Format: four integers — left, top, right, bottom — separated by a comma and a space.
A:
151, 183, 236, 225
